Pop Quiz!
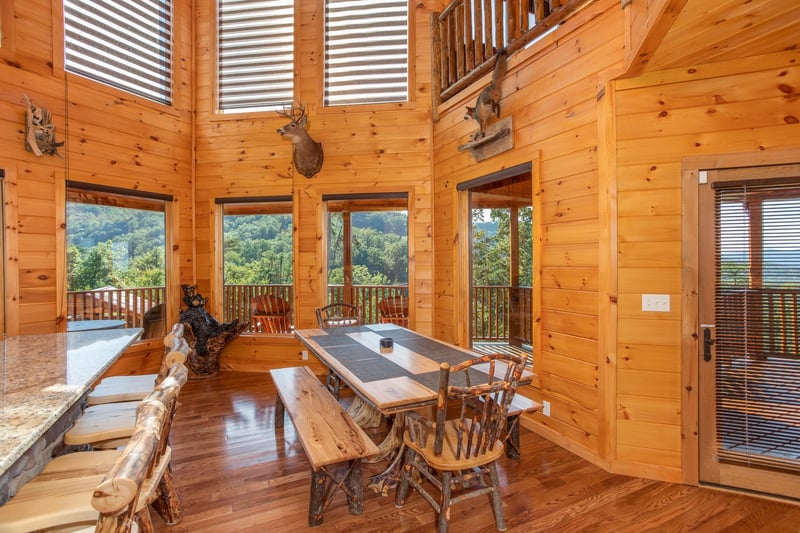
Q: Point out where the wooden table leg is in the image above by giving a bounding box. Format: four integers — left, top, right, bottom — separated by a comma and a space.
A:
346, 396, 383, 428
367, 413, 407, 495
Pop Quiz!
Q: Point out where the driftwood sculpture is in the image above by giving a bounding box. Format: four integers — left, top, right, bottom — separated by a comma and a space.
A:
24, 95, 64, 157
179, 284, 248, 378
276, 101, 324, 178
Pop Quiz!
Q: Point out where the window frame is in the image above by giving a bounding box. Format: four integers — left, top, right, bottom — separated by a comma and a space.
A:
215, 196, 295, 335
323, 0, 412, 108
215, 0, 295, 115
61, 0, 174, 106
63, 181, 176, 343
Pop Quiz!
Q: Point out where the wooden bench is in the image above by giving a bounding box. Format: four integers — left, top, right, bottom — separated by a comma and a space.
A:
270, 366, 379, 527
505, 393, 542, 459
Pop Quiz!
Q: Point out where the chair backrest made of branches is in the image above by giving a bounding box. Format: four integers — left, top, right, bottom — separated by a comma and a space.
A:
315, 303, 362, 328
91, 362, 187, 532
407, 353, 526, 461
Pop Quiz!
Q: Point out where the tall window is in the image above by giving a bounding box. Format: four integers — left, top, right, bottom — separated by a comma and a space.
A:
220, 198, 294, 334
63, 0, 173, 105
217, 0, 294, 113
325, 194, 409, 324
66, 183, 169, 339
324, 0, 408, 106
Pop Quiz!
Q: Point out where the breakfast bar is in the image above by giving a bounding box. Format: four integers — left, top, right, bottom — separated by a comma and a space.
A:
0, 328, 142, 504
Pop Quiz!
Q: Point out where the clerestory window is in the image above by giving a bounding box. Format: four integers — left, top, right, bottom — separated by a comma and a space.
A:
217, 0, 294, 113
63, 0, 173, 105
324, 0, 409, 106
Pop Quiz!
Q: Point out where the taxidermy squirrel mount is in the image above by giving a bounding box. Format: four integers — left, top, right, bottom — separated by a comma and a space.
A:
464, 49, 507, 141
276, 101, 324, 178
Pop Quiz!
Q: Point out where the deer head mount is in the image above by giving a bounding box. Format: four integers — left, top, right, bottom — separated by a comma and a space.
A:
276, 101, 324, 178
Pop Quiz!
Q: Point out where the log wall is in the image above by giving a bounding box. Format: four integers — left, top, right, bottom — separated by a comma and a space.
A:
2, 0, 798, 484
0, 1, 194, 365
192, 0, 437, 372
613, 50, 800, 481
432, 0, 625, 470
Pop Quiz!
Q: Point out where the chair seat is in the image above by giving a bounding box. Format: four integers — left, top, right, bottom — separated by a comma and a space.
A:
403, 419, 505, 471
0, 447, 173, 533
64, 401, 140, 446
86, 374, 157, 406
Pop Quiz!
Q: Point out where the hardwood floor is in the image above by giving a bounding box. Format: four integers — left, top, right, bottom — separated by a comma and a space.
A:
152, 371, 800, 533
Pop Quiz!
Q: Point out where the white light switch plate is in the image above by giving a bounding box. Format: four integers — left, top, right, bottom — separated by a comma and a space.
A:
642, 294, 670, 312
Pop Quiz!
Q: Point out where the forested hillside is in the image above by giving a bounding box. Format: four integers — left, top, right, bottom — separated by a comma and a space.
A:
67, 204, 166, 290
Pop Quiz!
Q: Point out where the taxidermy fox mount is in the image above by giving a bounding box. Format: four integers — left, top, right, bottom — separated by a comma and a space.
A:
464, 48, 507, 140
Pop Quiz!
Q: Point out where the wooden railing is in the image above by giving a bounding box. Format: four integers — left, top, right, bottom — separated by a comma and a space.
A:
718, 288, 800, 359
432, 0, 587, 103
66, 286, 166, 328
327, 284, 410, 324
472, 285, 532, 344
221, 284, 408, 332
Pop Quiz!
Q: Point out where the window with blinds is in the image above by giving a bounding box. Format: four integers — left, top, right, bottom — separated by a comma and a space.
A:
217, 0, 294, 113
324, 0, 409, 106
63, 0, 173, 105
714, 174, 800, 473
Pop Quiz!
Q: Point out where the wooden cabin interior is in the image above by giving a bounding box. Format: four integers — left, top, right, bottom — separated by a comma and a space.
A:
1, 0, 800, 530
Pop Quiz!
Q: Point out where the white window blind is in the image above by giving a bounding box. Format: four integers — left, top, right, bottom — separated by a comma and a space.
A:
218, 0, 294, 113
324, 0, 408, 106
63, 0, 173, 105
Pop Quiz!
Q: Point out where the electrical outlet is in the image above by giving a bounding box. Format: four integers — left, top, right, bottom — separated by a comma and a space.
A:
301, 350, 308, 361
642, 294, 670, 312
542, 400, 551, 417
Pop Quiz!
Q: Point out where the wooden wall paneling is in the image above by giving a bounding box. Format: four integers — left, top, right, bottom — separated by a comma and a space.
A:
2, 163, 19, 336
615, 43, 800, 481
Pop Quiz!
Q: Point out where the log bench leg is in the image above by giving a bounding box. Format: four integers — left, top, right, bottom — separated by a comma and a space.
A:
505, 414, 521, 460
309, 459, 364, 527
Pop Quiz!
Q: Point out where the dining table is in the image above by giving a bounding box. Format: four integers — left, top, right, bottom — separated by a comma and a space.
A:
0, 327, 143, 504
294, 323, 532, 494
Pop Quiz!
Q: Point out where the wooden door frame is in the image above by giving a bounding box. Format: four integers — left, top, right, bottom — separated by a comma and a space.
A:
680, 148, 800, 485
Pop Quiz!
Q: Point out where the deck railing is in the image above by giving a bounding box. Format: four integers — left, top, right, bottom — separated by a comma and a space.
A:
718, 288, 800, 359
432, 0, 587, 104
220, 284, 408, 332
472, 285, 532, 344
66, 286, 166, 328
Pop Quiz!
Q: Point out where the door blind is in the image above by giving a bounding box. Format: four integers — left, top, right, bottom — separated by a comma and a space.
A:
64, 0, 173, 105
324, 0, 408, 106
713, 177, 800, 473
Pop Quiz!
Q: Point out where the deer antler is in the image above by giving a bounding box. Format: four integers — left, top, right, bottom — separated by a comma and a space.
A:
276, 101, 306, 122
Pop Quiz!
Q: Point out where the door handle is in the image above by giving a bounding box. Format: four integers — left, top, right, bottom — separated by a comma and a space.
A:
703, 326, 716, 362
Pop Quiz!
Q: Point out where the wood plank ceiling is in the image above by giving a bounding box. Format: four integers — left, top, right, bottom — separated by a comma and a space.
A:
644, 0, 800, 73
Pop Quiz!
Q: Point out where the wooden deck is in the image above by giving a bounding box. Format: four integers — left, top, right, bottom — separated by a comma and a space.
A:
150, 371, 800, 532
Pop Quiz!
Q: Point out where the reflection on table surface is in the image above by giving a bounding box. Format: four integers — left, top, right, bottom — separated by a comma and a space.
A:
66, 319, 127, 332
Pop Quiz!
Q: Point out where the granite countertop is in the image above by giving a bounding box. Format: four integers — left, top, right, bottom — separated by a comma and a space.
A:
0, 328, 142, 475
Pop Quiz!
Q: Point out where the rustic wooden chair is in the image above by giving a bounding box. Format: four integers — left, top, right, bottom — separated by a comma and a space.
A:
377, 295, 409, 327
86, 323, 189, 406
0, 369, 185, 532
315, 303, 363, 399
394, 353, 526, 533
315, 302, 362, 329
249, 294, 292, 334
